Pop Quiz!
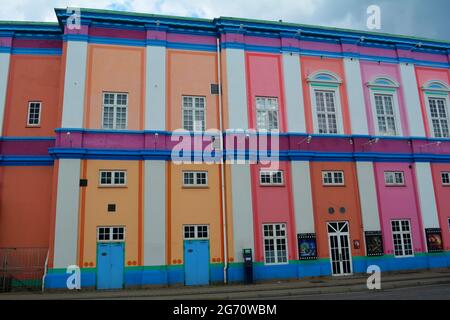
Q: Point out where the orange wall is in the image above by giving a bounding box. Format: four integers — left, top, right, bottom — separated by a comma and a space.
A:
300, 56, 352, 134
78, 160, 142, 268
168, 163, 223, 265
310, 162, 365, 258
2, 55, 61, 136
0, 166, 53, 247
167, 50, 219, 130
84, 45, 145, 130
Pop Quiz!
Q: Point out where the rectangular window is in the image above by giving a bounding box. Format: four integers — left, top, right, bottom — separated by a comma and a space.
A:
102, 93, 128, 130
384, 171, 405, 186
256, 97, 279, 131
183, 225, 209, 239
99, 170, 127, 186
391, 220, 413, 257
441, 172, 450, 185
183, 171, 208, 187
322, 171, 344, 186
263, 224, 288, 265
428, 97, 449, 138
183, 96, 206, 132
259, 170, 284, 186
374, 94, 397, 136
27, 102, 41, 126
315, 90, 338, 134
97, 226, 125, 242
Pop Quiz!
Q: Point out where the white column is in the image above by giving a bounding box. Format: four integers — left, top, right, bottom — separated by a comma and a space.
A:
343, 58, 369, 135
145, 45, 166, 130
399, 63, 425, 137
291, 161, 315, 234
0, 51, 11, 135
143, 161, 166, 266
225, 47, 255, 262
282, 53, 306, 132
53, 159, 81, 268
356, 162, 381, 231
61, 41, 88, 129
415, 163, 440, 229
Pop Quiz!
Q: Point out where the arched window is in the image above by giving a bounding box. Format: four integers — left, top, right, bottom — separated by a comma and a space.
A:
307, 71, 343, 134
421, 80, 450, 138
366, 76, 402, 136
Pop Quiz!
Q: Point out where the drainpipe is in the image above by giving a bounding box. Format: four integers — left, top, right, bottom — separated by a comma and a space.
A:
41, 249, 49, 292
217, 37, 228, 284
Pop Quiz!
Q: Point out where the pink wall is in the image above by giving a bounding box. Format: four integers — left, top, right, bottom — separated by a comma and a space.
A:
245, 52, 287, 132
415, 66, 450, 137
374, 163, 426, 255
250, 162, 297, 262
431, 164, 450, 250
360, 61, 409, 136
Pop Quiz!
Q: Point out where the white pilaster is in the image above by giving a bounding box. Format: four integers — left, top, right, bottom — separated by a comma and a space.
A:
291, 161, 315, 234
0, 52, 11, 135
399, 63, 425, 137
343, 58, 369, 135
356, 162, 381, 231
53, 159, 81, 268
282, 53, 306, 132
145, 45, 166, 130
415, 162, 440, 229
61, 41, 88, 129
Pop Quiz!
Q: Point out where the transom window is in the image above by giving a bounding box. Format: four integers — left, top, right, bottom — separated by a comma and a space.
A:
183, 96, 206, 132
27, 102, 41, 126
441, 172, 450, 185
315, 90, 338, 134
102, 93, 128, 130
99, 170, 127, 186
97, 226, 125, 242
391, 220, 413, 257
184, 225, 209, 239
263, 223, 288, 265
374, 94, 397, 136
384, 171, 405, 186
428, 97, 449, 138
260, 170, 284, 186
183, 171, 208, 187
322, 171, 344, 186
256, 97, 279, 131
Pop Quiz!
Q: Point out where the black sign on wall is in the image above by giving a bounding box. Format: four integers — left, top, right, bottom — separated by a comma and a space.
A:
365, 231, 384, 256
425, 228, 444, 253
297, 233, 318, 260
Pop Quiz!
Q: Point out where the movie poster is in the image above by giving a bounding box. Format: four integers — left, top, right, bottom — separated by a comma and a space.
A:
425, 228, 443, 253
365, 231, 384, 256
297, 233, 318, 260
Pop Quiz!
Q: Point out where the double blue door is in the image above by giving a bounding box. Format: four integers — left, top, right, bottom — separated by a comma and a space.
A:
184, 240, 210, 286
97, 243, 124, 290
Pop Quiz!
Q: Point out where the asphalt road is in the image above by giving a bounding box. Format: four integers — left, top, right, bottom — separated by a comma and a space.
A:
265, 283, 450, 300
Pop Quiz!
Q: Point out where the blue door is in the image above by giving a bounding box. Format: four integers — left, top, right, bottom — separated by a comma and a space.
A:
184, 240, 210, 286
97, 242, 124, 290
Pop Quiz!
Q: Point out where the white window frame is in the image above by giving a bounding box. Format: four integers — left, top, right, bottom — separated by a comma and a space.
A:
307, 71, 344, 135
99, 170, 127, 187
421, 80, 450, 138
183, 171, 208, 187
182, 95, 206, 132
441, 172, 450, 186
97, 226, 126, 242
255, 96, 280, 131
102, 92, 128, 130
27, 101, 42, 127
384, 171, 405, 186
262, 223, 288, 265
367, 77, 402, 136
322, 171, 345, 186
259, 170, 284, 186
391, 220, 414, 258
183, 225, 209, 240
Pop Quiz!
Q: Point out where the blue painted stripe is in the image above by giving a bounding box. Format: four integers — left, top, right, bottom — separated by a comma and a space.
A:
0, 136, 55, 141
11, 48, 62, 56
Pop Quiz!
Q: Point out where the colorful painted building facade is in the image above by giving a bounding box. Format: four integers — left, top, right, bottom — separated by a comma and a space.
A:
0, 8, 450, 290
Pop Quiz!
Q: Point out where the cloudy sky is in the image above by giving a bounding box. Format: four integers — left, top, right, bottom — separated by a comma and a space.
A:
1, 0, 449, 41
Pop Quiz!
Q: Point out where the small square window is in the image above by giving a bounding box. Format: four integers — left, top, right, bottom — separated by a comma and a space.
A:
27, 102, 41, 126
99, 170, 127, 186
183, 171, 208, 187
385, 171, 405, 186
260, 170, 284, 186
441, 172, 450, 185
184, 225, 209, 239
322, 171, 345, 186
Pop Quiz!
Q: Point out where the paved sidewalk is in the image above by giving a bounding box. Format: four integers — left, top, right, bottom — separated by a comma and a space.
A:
1, 268, 449, 300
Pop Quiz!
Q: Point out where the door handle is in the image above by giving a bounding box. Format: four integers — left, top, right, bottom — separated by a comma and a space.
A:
102, 253, 107, 256
188, 249, 193, 253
